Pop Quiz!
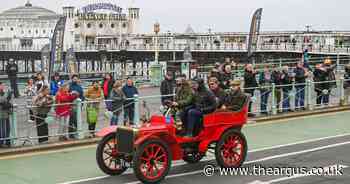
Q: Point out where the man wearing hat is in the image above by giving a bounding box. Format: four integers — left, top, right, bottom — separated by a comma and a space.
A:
222, 80, 247, 112
5, 58, 19, 98
344, 64, 350, 105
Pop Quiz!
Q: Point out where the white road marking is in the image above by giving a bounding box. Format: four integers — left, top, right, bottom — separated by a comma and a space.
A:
123, 141, 350, 184
59, 138, 350, 184
248, 164, 349, 184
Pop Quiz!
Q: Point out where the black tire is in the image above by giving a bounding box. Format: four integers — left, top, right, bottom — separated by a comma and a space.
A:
215, 129, 247, 168
183, 152, 205, 164
133, 139, 172, 184
96, 133, 128, 175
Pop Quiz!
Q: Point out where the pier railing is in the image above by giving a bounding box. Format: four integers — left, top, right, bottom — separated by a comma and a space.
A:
1, 43, 350, 55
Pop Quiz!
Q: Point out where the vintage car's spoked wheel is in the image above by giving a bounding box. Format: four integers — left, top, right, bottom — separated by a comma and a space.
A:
133, 139, 172, 184
96, 133, 128, 175
183, 152, 205, 164
215, 129, 247, 168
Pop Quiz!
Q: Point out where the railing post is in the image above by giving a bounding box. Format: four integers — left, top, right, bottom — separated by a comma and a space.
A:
340, 78, 345, 106
306, 79, 313, 110
336, 54, 340, 74
10, 104, 18, 146
133, 94, 140, 126
76, 99, 84, 139
271, 83, 277, 115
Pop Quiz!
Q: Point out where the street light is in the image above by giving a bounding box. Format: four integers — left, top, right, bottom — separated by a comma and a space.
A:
154, 22, 160, 64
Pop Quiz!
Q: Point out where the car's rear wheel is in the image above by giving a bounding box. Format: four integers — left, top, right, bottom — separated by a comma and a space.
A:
96, 133, 128, 175
133, 139, 171, 184
183, 152, 204, 164
215, 129, 247, 168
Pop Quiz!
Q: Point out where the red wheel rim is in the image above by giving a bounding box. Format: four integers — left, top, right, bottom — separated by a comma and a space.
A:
139, 143, 168, 180
220, 134, 244, 167
102, 139, 125, 170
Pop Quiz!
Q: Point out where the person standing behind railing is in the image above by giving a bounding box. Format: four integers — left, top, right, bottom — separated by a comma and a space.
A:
5, 58, 20, 98
160, 72, 174, 106
55, 83, 79, 141
110, 80, 126, 125
259, 66, 273, 115
244, 64, 258, 117
272, 68, 283, 113
219, 63, 234, 90
24, 78, 37, 121
50, 72, 64, 96
85, 81, 102, 137
313, 64, 329, 105
69, 75, 85, 139
0, 82, 12, 148
281, 66, 293, 112
32, 85, 53, 144
344, 65, 350, 105
102, 73, 114, 111
34, 72, 49, 94
294, 61, 309, 110
122, 78, 139, 126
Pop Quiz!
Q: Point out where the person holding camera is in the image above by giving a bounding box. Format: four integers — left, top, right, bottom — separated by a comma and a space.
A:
0, 82, 12, 147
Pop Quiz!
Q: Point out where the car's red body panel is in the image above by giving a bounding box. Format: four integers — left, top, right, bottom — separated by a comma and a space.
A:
97, 104, 248, 161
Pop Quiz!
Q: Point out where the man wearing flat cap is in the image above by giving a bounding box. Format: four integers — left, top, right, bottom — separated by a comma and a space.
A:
222, 80, 248, 112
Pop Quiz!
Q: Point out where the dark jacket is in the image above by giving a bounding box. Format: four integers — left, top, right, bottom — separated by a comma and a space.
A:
224, 89, 247, 111
219, 72, 233, 90
244, 70, 258, 95
259, 71, 273, 92
69, 82, 85, 101
110, 89, 125, 112
193, 85, 217, 114
102, 79, 114, 99
272, 71, 283, 89
344, 69, 350, 89
313, 68, 330, 92
122, 85, 139, 106
160, 79, 174, 104
325, 65, 336, 89
294, 67, 307, 85
6, 63, 18, 77
0, 91, 12, 119
211, 87, 226, 108
281, 71, 293, 92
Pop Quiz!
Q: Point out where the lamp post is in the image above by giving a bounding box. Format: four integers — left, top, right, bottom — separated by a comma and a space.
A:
150, 22, 162, 86
154, 22, 160, 64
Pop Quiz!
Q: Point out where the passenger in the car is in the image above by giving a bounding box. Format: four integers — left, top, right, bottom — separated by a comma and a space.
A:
222, 80, 247, 112
208, 77, 226, 108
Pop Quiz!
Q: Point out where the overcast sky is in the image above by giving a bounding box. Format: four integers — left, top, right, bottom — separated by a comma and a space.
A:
1, 0, 350, 33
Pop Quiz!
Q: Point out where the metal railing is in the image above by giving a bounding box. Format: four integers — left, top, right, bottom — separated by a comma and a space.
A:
1, 78, 350, 148
1, 43, 350, 54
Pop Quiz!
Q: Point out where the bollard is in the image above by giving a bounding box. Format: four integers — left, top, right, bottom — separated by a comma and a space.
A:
133, 94, 140, 126
75, 98, 84, 139
10, 104, 18, 146
306, 80, 313, 110
271, 83, 277, 115
340, 78, 345, 106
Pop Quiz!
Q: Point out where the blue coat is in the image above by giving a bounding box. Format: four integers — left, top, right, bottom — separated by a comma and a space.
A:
122, 85, 138, 105
50, 80, 64, 96
69, 82, 85, 101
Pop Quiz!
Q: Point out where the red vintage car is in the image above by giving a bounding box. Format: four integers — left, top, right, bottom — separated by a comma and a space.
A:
96, 99, 249, 184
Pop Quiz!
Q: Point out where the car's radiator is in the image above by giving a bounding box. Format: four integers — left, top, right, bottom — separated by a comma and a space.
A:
116, 126, 138, 154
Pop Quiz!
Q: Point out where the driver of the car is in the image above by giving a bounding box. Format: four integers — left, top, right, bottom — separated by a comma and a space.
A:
222, 80, 247, 111
172, 75, 194, 124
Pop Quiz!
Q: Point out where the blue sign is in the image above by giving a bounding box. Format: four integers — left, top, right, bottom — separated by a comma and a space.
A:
82, 3, 122, 13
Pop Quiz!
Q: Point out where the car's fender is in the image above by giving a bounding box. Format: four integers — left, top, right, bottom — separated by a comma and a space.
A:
95, 126, 118, 137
